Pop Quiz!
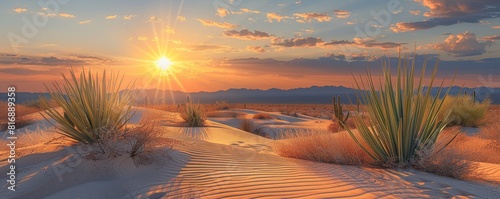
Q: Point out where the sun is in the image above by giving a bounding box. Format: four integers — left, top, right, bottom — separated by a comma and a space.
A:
156, 57, 172, 71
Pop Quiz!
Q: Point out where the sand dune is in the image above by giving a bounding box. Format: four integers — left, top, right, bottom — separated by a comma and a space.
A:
1, 108, 499, 198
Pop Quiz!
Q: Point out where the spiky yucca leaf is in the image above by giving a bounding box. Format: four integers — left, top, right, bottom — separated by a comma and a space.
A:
345, 51, 455, 165
39, 69, 134, 144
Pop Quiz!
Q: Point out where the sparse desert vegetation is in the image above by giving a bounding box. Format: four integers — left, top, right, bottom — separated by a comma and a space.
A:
252, 112, 274, 119
179, 99, 206, 127
438, 94, 490, 127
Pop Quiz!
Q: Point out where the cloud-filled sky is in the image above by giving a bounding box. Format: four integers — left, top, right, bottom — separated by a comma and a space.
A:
1, 0, 499, 92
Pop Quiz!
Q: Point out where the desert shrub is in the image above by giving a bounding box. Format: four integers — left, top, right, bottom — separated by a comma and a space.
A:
346, 52, 455, 166
413, 144, 478, 179
252, 113, 273, 119
180, 100, 206, 127
240, 119, 266, 137
274, 130, 372, 165
39, 69, 134, 144
0, 102, 39, 131
438, 95, 490, 127
215, 100, 230, 110
206, 111, 244, 118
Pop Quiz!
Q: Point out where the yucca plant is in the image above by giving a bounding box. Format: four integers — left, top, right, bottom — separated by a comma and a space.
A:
180, 97, 206, 127
345, 51, 455, 166
39, 69, 134, 144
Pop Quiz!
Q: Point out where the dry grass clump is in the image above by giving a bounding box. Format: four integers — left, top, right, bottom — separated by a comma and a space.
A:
252, 113, 274, 120
438, 95, 490, 127
87, 113, 177, 166
274, 130, 372, 165
215, 100, 231, 110
239, 119, 267, 137
0, 102, 40, 131
206, 111, 245, 118
414, 147, 478, 179
179, 101, 206, 127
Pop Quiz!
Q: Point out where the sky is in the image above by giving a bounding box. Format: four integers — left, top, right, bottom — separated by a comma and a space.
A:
1, 0, 499, 92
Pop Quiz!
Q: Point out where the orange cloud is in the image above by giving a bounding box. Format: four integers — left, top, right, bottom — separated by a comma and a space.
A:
241, 8, 260, 14
59, 13, 75, 18
246, 46, 266, 53
333, 10, 350, 18
267, 13, 287, 23
79, 20, 92, 24
197, 19, 239, 29
431, 31, 491, 57
223, 29, 272, 40
106, 15, 117, 19
294, 12, 331, 22
409, 10, 421, 15
216, 8, 230, 17
123, 15, 137, 20
13, 8, 27, 13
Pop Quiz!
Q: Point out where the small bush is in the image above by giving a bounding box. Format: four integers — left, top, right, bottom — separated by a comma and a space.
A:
414, 144, 478, 179
274, 130, 372, 165
252, 113, 273, 119
206, 111, 244, 118
240, 119, 266, 137
180, 102, 206, 127
39, 69, 134, 144
0, 103, 39, 131
215, 100, 230, 110
438, 95, 490, 127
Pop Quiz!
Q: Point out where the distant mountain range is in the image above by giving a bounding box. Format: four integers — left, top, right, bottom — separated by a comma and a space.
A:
1, 86, 499, 105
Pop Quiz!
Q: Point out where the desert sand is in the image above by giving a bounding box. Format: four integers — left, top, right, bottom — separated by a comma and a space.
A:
1, 107, 499, 198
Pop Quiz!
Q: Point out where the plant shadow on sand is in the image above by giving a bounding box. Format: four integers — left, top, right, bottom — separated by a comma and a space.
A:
0, 139, 193, 199
177, 127, 212, 141
295, 160, 485, 198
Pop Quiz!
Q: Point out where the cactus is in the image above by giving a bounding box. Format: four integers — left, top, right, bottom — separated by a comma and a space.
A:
333, 96, 350, 128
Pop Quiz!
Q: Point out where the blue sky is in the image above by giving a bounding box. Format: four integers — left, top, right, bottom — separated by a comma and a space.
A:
1, 0, 499, 92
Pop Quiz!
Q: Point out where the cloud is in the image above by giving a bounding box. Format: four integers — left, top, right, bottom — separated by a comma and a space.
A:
147, 16, 161, 23
492, 25, 500, 29
179, 44, 233, 52
123, 15, 137, 20
409, 10, 421, 15
13, 8, 27, 13
223, 29, 272, 40
391, 0, 500, 32
294, 12, 331, 23
333, 10, 350, 18
164, 26, 175, 34
197, 19, 239, 29
267, 13, 287, 23
58, 13, 75, 18
482, 34, 500, 40
431, 31, 491, 57
241, 8, 260, 14
272, 37, 324, 47
324, 38, 404, 49
246, 46, 266, 53
79, 19, 92, 24
216, 8, 230, 17
303, 28, 314, 34
106, 15, 117, 19
137, 36, 148, 41
177, 16, 186, 22
324, 53, 346, 61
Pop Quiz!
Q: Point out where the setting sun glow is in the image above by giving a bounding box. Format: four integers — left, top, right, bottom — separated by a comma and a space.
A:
156, 57, 172, 70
